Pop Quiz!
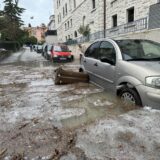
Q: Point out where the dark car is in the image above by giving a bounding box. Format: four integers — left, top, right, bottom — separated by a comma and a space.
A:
44, 44, 53, 60
50, 44, 74, 62
42, 43, 47, 57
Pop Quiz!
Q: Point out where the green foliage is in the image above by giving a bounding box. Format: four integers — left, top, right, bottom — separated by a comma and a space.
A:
0, 0, 26, 44
78, 24, 90, 37
0, 41, 20, 51
24, 36, 37, 45
2, 0, 25, 26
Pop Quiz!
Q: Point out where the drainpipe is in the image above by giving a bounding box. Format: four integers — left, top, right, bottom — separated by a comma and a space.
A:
104, 0, 106, 38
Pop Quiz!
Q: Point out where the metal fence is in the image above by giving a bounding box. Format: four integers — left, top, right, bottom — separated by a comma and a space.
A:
66, 17, 148, 45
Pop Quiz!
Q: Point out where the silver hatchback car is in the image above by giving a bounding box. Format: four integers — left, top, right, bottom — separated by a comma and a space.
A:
80, 38, 160, 108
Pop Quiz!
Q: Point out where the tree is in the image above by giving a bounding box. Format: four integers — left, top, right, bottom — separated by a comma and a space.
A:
24, 36, 37, 45
78, 24, 90, 37
2, 0, 25, 26
0, 0, 25, 41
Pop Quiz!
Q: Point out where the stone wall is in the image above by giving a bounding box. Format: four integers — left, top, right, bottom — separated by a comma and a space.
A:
55, 0, 104, 42
54, 0, 158, 42
105, 0, 157, 29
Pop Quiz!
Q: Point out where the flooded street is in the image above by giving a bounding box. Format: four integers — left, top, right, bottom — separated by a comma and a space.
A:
0, 48, 160, 160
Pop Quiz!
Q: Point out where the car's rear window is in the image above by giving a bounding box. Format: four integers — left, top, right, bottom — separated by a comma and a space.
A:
48, 45, 53, 51
37, 45, 42, 49
54, 45, 69, 52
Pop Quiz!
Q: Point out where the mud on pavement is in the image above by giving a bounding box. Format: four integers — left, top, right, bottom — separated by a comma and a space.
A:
1, 50, 160, 160
0, 53, 104, 159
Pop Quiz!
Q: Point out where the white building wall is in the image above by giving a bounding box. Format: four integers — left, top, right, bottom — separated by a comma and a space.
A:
54, 0, 104, 42
45, 35, 58, 44
106, 0, 158, 29
54, 0, 158, 42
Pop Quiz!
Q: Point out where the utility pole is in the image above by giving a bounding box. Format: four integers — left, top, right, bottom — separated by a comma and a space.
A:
104, 0, 106, 38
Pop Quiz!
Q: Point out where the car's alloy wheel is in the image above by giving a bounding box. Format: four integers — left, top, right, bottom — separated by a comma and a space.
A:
119, 87, 142, 106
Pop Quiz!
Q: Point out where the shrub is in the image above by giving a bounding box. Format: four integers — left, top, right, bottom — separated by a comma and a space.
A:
0, 41, 20, 51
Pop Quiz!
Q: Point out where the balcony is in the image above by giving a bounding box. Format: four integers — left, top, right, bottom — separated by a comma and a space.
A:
75, 17, 148, 44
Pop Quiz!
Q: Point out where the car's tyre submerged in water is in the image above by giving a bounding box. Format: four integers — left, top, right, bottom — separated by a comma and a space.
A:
119, 87, 142, 106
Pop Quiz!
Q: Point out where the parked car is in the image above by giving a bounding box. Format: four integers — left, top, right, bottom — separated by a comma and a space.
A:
42, 43, 47, 57
36, 45, 43, 53
33, 45, 38, 52
79, 38, 160, 108
44, 44, 53, 60
0, 48, 7, 52
50, 44, 74, 62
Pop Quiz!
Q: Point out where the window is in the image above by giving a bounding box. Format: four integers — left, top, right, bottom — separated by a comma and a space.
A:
59, 13, 61, 22
83, 16, 86, 26
65, 23, 67, 30
57, 0, 58, 8
117, 40, 160, 60
63, 7, 65, 17
112, 14, 117, 27
65, 3, 68, 15
69, 0, 72, 11
92, 0, 96, 9
70, 19, 72, 27
74, 31, 77, 37
85, 42, 100, 59
127, 7, 134, 23
99, 41, 116, 64
68, 21, 69, 29
73, 0, 76, 8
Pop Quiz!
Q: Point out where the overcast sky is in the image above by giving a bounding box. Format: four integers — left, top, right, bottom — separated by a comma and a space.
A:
0, 0, 54, 27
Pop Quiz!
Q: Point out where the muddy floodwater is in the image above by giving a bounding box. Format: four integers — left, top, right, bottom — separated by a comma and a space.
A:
0, 48, 160, 160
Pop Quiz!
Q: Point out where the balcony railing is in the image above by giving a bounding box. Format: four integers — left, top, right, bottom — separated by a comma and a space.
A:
66, 17, 148, 45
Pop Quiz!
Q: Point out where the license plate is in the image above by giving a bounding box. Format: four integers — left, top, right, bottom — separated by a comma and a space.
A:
60, 57, 66, 60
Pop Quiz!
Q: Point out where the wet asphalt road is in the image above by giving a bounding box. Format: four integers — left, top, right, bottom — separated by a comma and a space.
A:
0, 48, 160, 160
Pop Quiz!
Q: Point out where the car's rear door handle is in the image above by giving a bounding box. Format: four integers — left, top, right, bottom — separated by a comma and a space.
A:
94, 63, 98, 66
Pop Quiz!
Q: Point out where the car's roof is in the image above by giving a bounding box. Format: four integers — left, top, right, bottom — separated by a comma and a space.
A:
94, 38, 153, 42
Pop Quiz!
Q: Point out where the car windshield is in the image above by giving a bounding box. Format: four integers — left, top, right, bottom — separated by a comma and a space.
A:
37, 45, 42, 49
54, 45, 70, 52
116, 40, 160, 61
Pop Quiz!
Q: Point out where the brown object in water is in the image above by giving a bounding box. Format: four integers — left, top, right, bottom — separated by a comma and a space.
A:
55, 67, 89, 85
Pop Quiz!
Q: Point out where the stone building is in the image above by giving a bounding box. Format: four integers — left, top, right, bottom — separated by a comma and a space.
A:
45, 15, 58, 44
24, 25, 47, 43
48, 15, 56, 30
54, 0, 160, 43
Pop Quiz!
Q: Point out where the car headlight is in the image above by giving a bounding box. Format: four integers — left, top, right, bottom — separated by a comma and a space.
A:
146, 76, 160, 88
68, 55, 71, 58
54, 55, 58, 57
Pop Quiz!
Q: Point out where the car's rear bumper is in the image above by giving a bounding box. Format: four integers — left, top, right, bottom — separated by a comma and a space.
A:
136, 85, 160, 109
52, 56, 73, 62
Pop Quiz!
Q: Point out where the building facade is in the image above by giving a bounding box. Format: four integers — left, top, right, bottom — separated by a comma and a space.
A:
54, 0, 159, 42
24, 26, 47, 43
45, 15, 58, 44
48, 15, 56, 30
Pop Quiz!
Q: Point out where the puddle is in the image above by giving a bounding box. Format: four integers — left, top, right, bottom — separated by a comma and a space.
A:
56, 92, 136, 128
